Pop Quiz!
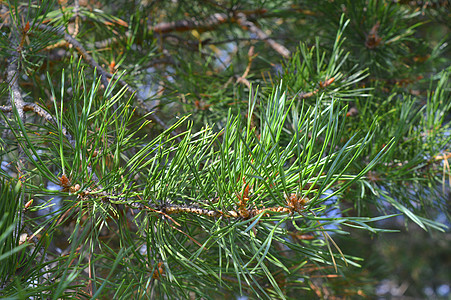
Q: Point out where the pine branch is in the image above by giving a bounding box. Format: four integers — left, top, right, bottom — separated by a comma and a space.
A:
68, 183, 309, 220
1, 20, 178, 139
33, 22, 180, 140
1, 1, 449, 298
5, 19, 27, 173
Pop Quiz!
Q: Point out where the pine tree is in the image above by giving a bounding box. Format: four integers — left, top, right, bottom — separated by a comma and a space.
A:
1, 0, 450, 298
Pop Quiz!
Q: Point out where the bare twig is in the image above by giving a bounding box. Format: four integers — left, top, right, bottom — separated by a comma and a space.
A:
93, 32, 285, 51
93, 32, 131, 48
207, 36, 283, 45
235, 13, 291, 59
151, 13, 230, 34
149, 10, 290, 59
73, 0, 80, 38
149, 9, 269, 34
236, 46, 256, 89
298, 77, 335, 100
6, 26, 24, 120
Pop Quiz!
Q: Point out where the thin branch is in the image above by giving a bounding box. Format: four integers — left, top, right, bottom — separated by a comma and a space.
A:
235, 13, 291, 59
236, 46, 256, 89
93, 31, 288, 51
150, 13, 230, 34
149, 10, 291, 59
298, 77, 336, 99
158, 203, 297, 219
147, 8, 318, 35
72, 0, 80, 37
74, 186, 308, 220
5, 18, 28, 177
207, 36, 288, 46
7, 25, 24, 120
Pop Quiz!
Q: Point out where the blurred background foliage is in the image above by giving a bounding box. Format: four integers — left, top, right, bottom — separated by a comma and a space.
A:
0, 0, 450, 298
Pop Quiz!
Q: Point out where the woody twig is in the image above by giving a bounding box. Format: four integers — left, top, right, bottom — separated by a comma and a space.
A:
6, 23, 24, 121
298, 77, 335, 99
151, 12, 230, 34
235, 13, 291, 59
5, 20, 29, 174
73, 183, 308, 220
236, 46, 256, 89
149, 9, 290, 59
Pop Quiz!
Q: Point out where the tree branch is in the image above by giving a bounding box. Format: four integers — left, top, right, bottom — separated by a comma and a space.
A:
150, 12, 230, 34
148, 9, 291, 59
235, 13, 291, 59
6, 25, 24, 120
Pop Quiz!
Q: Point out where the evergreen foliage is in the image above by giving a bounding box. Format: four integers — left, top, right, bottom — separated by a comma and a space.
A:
0, 0, 450, 298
